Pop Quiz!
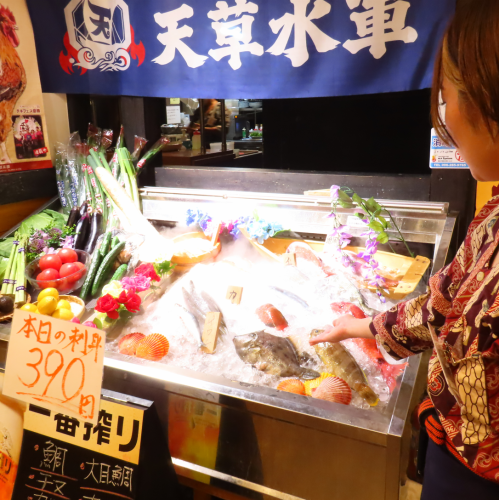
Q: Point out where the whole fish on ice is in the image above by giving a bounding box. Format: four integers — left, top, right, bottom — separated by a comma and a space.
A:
185, 281, 229, 335
287, 241, 334, 277
233, 331, 320, 379
175, 303, 206, 348
330, 302, 366, 319
310, 329, 379, 406
269, 286, 309, 309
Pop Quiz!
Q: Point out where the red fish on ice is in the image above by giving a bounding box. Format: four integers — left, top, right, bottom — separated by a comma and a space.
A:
351, 338, 406, 393
286, 241, 335, 276
256, 304, 288, 331
330, 301, 366, 319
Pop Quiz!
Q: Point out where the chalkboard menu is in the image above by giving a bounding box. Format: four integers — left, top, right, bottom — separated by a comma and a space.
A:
11, 391, 181, 499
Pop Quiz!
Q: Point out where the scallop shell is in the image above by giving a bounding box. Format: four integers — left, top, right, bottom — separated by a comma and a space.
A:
277, 379, 306, 396
312, 377, 352, 405
119, 333, 145, 356
303, 373, 334, 396
136, 333, 170, 361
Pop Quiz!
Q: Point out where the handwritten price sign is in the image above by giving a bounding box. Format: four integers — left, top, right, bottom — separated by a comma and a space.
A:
3, 310, 105, 423
226, 286, 243, 305
281, 253, 296, 267
201, 312, 221, 354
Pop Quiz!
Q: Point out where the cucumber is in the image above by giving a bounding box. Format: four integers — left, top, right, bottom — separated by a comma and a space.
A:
111, 235, 120, 247
91, 241, 126, 296
80, 250, 103, 301
111, 263, 128, 282
99, 232, 112, 258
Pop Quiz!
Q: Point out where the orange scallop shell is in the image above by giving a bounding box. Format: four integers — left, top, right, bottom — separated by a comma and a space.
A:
119, 333, 145, 356
312, 377, 352, 405
136, 333, 170, 361
277, 379, 306, 396
303, 373, 334, 396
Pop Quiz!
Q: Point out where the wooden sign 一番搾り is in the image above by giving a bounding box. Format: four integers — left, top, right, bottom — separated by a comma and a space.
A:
282, 252, 296, 267
226, 286, 243, 305
201, 312, 222, 354
3, 310, 105, 423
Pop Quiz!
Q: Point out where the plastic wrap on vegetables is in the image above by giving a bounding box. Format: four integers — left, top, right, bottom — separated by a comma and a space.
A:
136, 136, 170, 173
54, 142, 71, 215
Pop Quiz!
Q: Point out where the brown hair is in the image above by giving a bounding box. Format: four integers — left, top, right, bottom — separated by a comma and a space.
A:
431, 0, 499, 145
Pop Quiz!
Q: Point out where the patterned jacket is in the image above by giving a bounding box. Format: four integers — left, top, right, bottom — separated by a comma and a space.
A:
370, 197, 499, 482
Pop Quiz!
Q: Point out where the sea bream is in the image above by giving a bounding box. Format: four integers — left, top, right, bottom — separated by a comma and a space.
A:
310, 329, 379, 406
233, 331, 320, 379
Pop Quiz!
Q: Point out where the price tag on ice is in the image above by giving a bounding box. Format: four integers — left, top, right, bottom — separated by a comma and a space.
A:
201, 312, 222, 354
3, 310, 105, 423
281, 252, 296, 266
226, 286, 243, 305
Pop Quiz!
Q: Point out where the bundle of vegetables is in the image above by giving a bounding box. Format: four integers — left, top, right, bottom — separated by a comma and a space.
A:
1, 232, 27, 305
136, 136, 170, 172
80, 232, 130, 301
26, 224, 76, 263
0, 209, 68, 261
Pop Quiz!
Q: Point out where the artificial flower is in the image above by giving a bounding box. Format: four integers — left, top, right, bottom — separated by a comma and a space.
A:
95, 294, 120, 320
330, 185, 340, 199
121, 275, 151, 292
102, 280, 124, 298
117, 290, 141, 313
135, 263, 160, 282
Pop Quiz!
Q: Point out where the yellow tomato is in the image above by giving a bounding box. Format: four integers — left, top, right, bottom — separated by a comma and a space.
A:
37, 296, 58, 316
52, 308, 74, 321
38, 288, 59, 302
56, 299, 72, 311
20, 303, 38, 313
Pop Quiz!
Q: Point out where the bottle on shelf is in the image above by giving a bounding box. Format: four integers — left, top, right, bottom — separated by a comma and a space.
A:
192, 130, 201, 150
242, 128, 247, 139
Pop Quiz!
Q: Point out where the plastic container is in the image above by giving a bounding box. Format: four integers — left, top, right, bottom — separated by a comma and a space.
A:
192, 131, 201, 150
25, 249, 90, 294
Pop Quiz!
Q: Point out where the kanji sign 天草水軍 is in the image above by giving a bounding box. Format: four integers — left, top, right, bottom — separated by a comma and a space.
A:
27, 0, 454, 99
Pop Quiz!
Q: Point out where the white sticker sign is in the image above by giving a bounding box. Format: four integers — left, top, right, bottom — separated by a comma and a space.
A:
429, 128, 469, 169
3, 310, 105, 423
167, 105, 181, 124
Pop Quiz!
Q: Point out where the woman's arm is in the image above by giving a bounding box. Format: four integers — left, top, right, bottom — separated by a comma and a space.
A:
309, 265, 453, 359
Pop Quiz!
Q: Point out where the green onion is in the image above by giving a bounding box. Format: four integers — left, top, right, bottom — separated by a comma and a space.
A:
1, 234, 18, 294
15, 236, 26, 304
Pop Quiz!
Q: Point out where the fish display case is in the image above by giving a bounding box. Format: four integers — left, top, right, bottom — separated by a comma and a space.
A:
0, 188, 457, 500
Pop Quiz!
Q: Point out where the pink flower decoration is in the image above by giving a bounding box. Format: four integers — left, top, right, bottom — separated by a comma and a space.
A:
121, 275, 151, 292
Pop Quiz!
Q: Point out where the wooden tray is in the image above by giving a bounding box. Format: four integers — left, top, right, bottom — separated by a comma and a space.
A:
172, 232, 221, 271
242, 233, 430, 300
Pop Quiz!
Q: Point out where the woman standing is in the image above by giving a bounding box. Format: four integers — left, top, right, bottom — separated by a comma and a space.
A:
311, 1, 499, 497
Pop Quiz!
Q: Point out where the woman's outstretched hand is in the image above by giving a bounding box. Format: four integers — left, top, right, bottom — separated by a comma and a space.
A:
309, 316, 374, 346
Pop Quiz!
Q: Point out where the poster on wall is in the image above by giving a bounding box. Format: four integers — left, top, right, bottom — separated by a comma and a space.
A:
0, 0, 51, 174
26, 0, 455, 100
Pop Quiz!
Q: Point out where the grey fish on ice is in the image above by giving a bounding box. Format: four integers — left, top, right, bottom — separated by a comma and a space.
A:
269, 286, 309, 309
233, 331, 320, 379
182, 287, 206, 326
175, 303, 205, 348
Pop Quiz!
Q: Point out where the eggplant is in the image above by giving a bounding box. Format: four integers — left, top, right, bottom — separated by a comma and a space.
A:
84, 213, 104, 254
67, 206, 81, 228
74, 214, 90, 250
79, 202, 88, 218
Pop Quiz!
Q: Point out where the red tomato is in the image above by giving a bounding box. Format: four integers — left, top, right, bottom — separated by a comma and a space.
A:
58, 248, 78, 264
57, 278, 72, 292
36, 268, 60, 289
72, 262, 86, 281
39, 254, 62, 272
60, 263, 85, 283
